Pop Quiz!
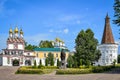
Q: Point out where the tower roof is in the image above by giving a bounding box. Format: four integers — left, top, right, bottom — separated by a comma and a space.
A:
101, 14, 115, 44
20, 29, 23, 34
9, 28, 13, 33
14, 27, 18, 33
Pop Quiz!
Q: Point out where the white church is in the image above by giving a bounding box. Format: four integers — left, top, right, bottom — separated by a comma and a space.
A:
96, 14, 119, 66
0, 27, 35, 66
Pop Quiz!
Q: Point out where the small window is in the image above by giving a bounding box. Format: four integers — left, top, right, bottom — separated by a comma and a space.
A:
7, 57, 10, 64
37, 53, 38, 57
44, 53, 46, 57
28, 53, 30, 55
110, 54, 112, 57
56, 53, 58, 57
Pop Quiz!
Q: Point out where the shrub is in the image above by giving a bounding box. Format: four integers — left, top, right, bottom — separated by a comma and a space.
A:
79, 66, 86, 69
56, 69, 92, 74
38, 65, 44, 68
41, 66, 58, 69
16, 67, 55, 74
26, 66, 58, 69
92, 66, 113, 73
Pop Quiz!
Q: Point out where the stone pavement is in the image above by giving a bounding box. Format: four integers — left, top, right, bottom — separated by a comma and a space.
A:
0, 66, 120, 80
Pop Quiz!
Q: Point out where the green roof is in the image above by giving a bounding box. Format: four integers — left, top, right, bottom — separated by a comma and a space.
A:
34, 48, 61, 52
34, 48, 69, 52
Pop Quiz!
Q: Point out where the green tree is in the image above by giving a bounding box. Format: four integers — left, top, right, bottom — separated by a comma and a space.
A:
113, 0, 120, 26
45, 58, 48, 66
46, 52, 54, 66
39, 40, 54, 48
25, 42, 38, 51
34, 60, 36, 66
72, 56, 78, 68
113, 59, 117, 67
67, 54, 74, 68
39, 59, 42, 65
57, 59, 60, 67
118, 54, 120, 63
75, 29, 101, 67
80, 59, 83, 66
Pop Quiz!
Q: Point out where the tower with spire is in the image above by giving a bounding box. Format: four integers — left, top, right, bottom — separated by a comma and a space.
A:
96, 14, 118, 66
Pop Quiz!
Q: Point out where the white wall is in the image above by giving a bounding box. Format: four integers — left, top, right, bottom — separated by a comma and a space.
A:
8, 44, 14, 49
96, 44, 118, 66
18, 44, 23, 50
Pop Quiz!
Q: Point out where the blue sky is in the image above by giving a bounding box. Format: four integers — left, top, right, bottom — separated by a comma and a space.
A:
0, 0, 119, 51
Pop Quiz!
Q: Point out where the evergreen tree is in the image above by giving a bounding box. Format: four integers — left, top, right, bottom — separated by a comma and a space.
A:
57, 59, 60, 67
118, 54, 120, 63
45, 53, 54, 66
113, 0, 120, 26
34, 60, 36, 66
67, 55, 74, 68
80, 59, 83, 66
46, 53, 54, 66
75, 29, 101, 67
39, 59, 42, 65
45, 58, 48, 66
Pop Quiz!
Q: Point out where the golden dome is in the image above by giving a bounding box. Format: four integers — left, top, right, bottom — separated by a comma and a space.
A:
55, 37, 60, 42
9, 28, 13, 33
14, 27, 18, 33
20, 29, 23, 34
61, 40, 64, 43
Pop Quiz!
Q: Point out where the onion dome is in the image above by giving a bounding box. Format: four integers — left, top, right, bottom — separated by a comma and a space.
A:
55, 37, 60, 42
9, 28, 13, 33
14, 27, 18, 33
20, 29, 23, 34
61, 40, 64, 44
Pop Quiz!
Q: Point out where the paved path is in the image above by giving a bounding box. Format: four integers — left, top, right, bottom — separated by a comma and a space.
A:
0, 66, 120, 80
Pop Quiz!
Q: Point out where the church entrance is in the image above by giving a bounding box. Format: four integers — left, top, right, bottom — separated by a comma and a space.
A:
25, 60, 31, 66
12, 59, 20, 66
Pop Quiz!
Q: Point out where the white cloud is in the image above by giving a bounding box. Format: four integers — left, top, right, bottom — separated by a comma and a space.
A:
49, 29, 53, 32
63, 28, 69, 34
59, 15, 80, 22
76, 20, 80, 24
49, 28, 69, 34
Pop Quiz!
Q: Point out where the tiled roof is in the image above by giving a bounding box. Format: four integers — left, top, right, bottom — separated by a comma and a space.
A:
7, 37, 24, 43
101, 14, 115, 44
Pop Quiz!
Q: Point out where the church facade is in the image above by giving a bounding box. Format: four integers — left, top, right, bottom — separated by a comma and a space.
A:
0, 28, 69, 66
0, 27, 35, 66
96, 14, 118, 66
